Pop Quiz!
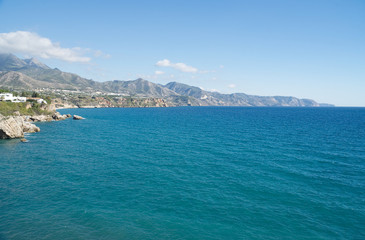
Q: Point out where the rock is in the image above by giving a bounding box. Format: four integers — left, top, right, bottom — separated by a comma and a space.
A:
20, 138, 27, 142
52, 112, 64, 121
30, 115, 53, 122
52, 112, 72, 121
25, 103, 32, 109
24, 112, 72, 122
0, 116, 41, 139
22, 115, 31, 122
46, 104, 56, 112
13, 111, 21, 116
23, 121, 40, 133
1, 111, 71, 139
0, 116, 25, 139
73, 115, 85, 120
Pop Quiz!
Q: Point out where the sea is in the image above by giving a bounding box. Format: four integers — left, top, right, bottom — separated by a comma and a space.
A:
0, 107, 364, 240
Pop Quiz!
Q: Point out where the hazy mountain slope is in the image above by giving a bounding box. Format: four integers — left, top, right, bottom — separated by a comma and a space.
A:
23, 58, 51, 69
0, 54, 28, 71
0, 53, 331, 106
165, 82, 320, 106
18, 67, 101, 90
0, 53, 99, 91
164, 82, 208, 98
0, 71, 72, 90
100, 78, 178, 97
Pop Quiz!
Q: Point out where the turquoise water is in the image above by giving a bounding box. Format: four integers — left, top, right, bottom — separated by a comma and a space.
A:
1, 107, 364, 239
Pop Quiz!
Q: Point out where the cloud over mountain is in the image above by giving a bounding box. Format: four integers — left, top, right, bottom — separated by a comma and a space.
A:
0, 31, 92, 62
156, 59, 198, 73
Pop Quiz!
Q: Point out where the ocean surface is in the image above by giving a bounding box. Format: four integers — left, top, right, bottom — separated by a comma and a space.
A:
0, 107, 364, 240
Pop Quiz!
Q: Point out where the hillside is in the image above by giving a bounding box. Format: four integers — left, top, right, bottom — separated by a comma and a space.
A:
0, 53, 332, 107
164, 82, 320, 107
100, 78, 177, 97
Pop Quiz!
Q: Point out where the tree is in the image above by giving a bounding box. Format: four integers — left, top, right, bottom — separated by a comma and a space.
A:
32, 92, 40, 98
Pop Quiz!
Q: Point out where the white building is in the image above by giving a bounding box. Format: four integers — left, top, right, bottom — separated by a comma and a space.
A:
0, 93, 26, 103
27, 97, 47, 104
36, 98, 47, 104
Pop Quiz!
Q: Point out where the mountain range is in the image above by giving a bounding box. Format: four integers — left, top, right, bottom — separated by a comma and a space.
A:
0, 53, 332, 107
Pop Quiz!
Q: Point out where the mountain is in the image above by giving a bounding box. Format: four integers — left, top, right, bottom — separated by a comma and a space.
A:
0, 53, 332, 107
17, 67, 101, 90
23, 58, 51, 69
165, 82, 208, 98
0, 53, 28, 71
0, 53, 50, 71
164, 82, 320, 106
0, 53, 99, 91
100, 78, 178, 97
0, 71, 63, 89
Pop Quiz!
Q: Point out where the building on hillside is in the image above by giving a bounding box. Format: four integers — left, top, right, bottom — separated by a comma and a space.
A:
0, 93, 27, 103
27, 97, 47, 104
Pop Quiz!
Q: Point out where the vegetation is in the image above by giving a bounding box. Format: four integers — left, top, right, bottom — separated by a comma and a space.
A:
0, 88, 52, 104
0, 102, 53, 116
0, 88, 19, 96
0, 88, 55, 116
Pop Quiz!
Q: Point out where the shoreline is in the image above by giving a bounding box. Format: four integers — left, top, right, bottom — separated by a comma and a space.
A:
0, 111, 83, 140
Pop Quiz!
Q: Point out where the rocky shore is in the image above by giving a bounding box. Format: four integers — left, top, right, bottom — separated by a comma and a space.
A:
0, 112, 74, 139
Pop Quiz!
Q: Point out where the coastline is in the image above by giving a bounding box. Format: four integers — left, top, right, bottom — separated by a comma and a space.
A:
0, 111, 77, 140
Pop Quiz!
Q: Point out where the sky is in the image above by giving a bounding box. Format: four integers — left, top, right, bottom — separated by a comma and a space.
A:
0, 0, 364, 106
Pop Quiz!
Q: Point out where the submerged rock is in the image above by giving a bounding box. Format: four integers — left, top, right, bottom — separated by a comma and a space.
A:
73, 115, 85, 120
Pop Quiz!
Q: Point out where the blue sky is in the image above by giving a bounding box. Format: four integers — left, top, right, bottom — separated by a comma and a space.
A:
0, 0, 364, 106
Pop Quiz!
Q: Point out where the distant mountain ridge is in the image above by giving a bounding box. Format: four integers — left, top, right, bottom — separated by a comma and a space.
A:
0, 53, 332, 107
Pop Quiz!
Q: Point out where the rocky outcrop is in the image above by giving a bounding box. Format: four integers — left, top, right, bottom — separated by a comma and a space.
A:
0, 111, 71, 139
52, 112, 71, 121
0, 115, 40, 139
73, 115, 84, 120
28, 115, 53, 122
0, 115, 24, 139
22, 112, 72, 122
22, 121, 40, 133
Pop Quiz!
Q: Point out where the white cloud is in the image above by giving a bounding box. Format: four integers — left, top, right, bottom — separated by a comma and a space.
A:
156, 59, 198, 73
228, 84, 236, 88
93, 50, 111, 59
219, 65, 224, 69
0, 31, 106, 63
155, 70, 164, 75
